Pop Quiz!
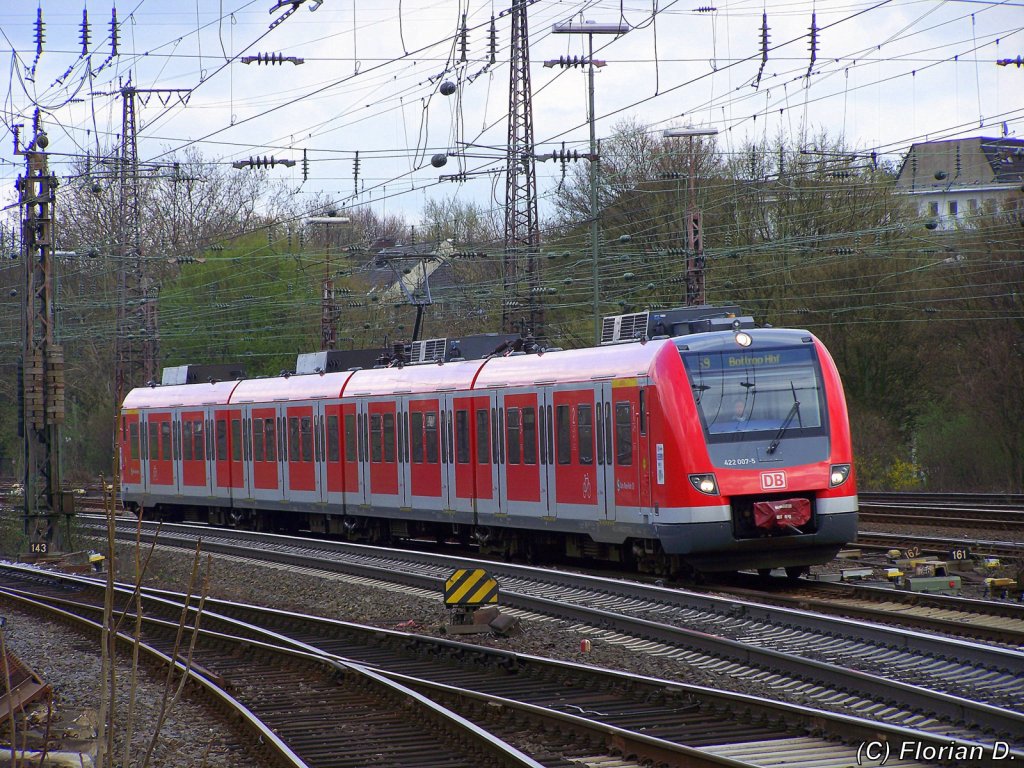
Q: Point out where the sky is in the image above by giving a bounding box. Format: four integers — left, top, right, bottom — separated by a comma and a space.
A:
2, 0, 1023, 228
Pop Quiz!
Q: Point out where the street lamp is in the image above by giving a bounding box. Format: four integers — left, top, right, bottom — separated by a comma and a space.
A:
307, 214, 351, 350
663, 126, 718, 306
551, 19, 630, 344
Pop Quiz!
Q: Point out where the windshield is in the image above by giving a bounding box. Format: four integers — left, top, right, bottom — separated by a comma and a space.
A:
681, 345, 826, 441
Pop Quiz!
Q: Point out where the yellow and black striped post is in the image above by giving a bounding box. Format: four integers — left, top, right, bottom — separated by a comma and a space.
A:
444, 568, 499, 608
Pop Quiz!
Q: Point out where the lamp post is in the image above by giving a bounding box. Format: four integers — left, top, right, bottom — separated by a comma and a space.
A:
552, 20, 630, 344
307, 214, 351, 350
663, 126, 718, 306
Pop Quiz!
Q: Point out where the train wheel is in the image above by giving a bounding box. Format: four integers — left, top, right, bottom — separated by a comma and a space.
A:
785, 566, 808, 580
757, 568, 772, 579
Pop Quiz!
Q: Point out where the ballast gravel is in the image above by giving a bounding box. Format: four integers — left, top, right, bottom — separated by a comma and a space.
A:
1, 531, 1012, 766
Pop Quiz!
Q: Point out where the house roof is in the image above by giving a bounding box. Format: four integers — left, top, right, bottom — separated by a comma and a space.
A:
895, 137, 1024, 191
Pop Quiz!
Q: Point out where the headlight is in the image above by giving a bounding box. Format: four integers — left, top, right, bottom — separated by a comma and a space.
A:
829, 464, 851, 487
734, 331, 752, 347
689, 473, 719, 495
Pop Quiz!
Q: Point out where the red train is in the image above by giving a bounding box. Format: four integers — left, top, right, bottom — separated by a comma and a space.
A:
119, 307, 857, 577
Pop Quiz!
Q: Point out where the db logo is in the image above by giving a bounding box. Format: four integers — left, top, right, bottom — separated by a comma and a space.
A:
761, 471, 787, 490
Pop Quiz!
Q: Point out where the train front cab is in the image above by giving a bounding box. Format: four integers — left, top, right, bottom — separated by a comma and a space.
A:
649, 330, 858, 573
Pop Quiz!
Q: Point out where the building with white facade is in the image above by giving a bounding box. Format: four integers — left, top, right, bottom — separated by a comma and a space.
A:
895, 137, 1024, 229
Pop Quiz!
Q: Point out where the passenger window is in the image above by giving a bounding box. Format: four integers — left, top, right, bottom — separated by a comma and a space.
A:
456, 410, 470, 464
577, 404, 593, 465
615, 402, 633, 466
506, 408, 521, 465
232, 418, 242, 462
425, 411, 439, 463
129, 423, 140, 461
556, 405, 571, 465
327, 414, 339, 462
183, 421, 193, 461
522, 407, 537, 465
265, 418, 277, 462
370, 414, 383, 463
383, 413, 396, 462
475, 408, 490, 464
344, 414, 356, 461
150, 422, 160, 461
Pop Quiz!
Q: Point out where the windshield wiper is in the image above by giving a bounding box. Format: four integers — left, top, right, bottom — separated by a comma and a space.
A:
767, 383, 801, 454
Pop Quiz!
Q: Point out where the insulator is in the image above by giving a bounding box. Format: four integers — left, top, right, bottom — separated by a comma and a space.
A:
695, 6, 717, 11
760, 12, 770, 62
241, 52, 304, 65
110, 8, 118, 57
488, 16, 497, 64
807, 12, 818, 77
34, 8, 44, 56
459, 12, 468, 62
80, 9, 90, 56
353, 151, 360, 193
302, 148, 309, 182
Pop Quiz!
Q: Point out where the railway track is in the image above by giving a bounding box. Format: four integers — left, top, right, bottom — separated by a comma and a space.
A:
700, 577, 1024, 646
0, 562, 1004, 768
860, 492, 1024, 507
859, 491, 1024, 530
70, 517, 1024, 747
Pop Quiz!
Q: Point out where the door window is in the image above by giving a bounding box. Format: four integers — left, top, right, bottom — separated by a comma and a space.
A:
577, 404, 593, 465
382, 413, 396, 462
522, 407, 537, 465
475, 409, 490, 464
615, 402, 633, 466
344, 414, 357, 461
556, 405, 571, 465
370, 414, 383, 462
327, 414, 340, 461
506, 408, 521, 465
456, 410, 470, 464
